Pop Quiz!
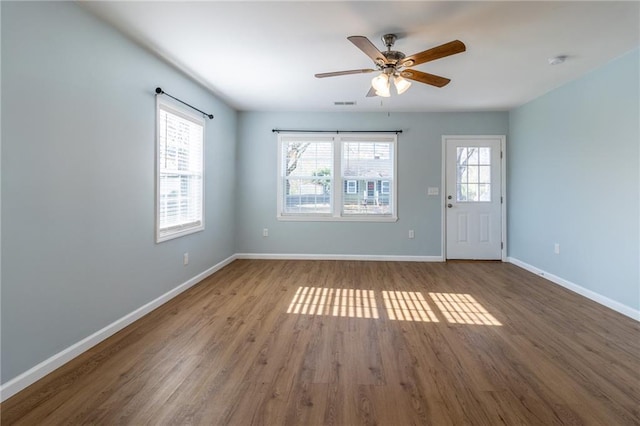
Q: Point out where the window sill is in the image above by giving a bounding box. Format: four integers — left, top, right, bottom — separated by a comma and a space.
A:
277, 215, 398, 223
156, 224, 204, 243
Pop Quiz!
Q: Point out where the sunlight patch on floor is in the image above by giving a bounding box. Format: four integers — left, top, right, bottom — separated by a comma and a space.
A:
286, 287, 501, 325
287, 286, 379, 319
429, 292, 502, 326
382, 291, 439, 322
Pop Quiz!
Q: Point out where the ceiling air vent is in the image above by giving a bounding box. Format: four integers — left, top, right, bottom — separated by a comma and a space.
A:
334, 101, 357, 106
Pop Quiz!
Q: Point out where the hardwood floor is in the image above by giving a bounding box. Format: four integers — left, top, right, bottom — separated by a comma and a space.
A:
2, 260, 639, 425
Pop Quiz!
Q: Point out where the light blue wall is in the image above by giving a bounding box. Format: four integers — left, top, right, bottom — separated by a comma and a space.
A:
236, 111, 508, 256
1, 2, 237, 383
508, 48, 640, 311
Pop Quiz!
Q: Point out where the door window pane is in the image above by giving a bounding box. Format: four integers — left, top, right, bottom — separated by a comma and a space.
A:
456, 147, 491, 202
479, 166, 491, 184
479, 148, 491, 165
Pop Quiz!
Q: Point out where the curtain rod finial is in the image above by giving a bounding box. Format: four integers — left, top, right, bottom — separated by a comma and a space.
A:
155, 87, 163, 94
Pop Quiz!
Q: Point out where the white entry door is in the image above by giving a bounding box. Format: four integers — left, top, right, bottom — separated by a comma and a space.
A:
444, 136, 504, 260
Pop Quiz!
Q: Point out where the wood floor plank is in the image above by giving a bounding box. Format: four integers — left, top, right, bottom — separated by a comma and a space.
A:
2, 259, 639, 425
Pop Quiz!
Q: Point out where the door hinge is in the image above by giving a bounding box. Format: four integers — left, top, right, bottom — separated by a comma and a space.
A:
501, 242, 504, 249
501, 196, 503, 204
500, 151, 503, 159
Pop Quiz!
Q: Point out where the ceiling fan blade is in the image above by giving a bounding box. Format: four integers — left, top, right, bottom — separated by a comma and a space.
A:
347, 36, 387, 65
366, 86, 378, 97
400, 70, 451, 87
401, 40, 466, 67
315, 69, 375, 78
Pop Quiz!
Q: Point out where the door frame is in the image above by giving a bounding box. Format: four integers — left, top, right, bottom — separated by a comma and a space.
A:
441, 135, 507, 261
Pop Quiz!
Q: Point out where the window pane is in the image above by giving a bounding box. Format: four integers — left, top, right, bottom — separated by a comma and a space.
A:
284, 178, 331, 214
342, 141, 394, 216
282, 141, 333, 215
159, 174, 180, 225
159, 174, 203, 225
284, 141, 332, 177
342, 181, 393, 215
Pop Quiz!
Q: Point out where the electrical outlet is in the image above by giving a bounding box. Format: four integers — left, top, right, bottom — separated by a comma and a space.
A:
554, 243, 560, 254
183, 252, 189, 266
409, 230, 415, 239
263, 228, 269, 237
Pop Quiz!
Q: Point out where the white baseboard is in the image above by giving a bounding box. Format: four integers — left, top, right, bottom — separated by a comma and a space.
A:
235, 253, 444, 262
0, 254, 237, 402
507, 257, 639, 321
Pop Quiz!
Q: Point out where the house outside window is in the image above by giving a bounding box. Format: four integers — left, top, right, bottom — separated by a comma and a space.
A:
156, 98, 205, 242
277, 133, 397, 222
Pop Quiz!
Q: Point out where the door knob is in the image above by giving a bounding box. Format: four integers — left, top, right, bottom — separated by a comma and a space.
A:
447, 203, 453, 208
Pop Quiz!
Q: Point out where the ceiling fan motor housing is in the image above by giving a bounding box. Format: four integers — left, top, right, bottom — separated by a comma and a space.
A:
380, 34, 406, 66
382, 50, 406, 65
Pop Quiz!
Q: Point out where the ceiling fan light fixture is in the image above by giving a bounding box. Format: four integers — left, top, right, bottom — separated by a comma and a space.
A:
375, 86, 391, 97
393, 75, 412, 94
371, 73, 389, 92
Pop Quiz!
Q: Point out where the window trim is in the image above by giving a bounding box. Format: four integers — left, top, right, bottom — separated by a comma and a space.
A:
277, 133, 397, 222
156, 97, 205, 243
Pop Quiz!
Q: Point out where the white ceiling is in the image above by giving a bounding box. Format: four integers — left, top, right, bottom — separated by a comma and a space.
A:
80, 1, 639, 112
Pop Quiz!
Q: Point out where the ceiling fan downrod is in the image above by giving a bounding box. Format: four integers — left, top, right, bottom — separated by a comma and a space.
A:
380, 34, 406, 66
382, 33, 397, 50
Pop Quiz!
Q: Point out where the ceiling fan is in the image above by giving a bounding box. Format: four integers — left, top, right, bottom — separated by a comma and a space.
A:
315, 34, 466, 97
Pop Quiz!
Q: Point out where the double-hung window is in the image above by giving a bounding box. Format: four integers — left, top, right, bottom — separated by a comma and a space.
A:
156, 98, 205, 242
277, 133, 397, 221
